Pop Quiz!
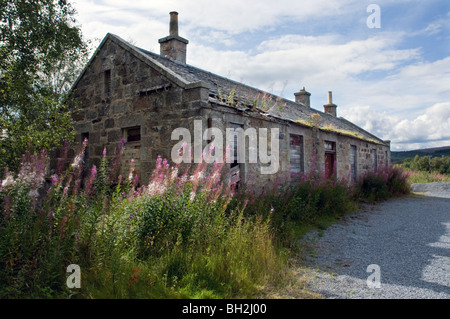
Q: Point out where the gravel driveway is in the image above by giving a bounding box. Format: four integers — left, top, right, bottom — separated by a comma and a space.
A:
303, 183, 450, 299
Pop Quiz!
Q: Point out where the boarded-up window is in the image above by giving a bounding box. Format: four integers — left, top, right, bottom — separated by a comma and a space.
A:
372, 149, 377, 172
290, 134, 304, 177
350, 145, 357, 182
121, 126, 141, 184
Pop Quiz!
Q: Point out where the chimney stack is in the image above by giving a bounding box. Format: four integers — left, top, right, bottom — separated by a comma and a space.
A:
294, 87, 311, 107
158, 11, 189, 63
323, 91, 337, 117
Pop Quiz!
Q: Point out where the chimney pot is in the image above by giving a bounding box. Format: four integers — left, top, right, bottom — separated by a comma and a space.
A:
169, 11, 179, 36
323, 90, 337, 117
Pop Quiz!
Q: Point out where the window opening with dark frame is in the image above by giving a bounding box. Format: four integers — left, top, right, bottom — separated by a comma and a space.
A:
104, 69, 111, 97
124, 126, 141, 143
228, 123, 243, 189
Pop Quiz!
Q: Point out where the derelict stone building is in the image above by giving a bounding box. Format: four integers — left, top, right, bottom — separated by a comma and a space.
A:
67, 12, 391, 188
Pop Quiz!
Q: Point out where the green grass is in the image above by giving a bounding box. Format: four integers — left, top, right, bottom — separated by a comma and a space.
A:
404, 170, 450, 184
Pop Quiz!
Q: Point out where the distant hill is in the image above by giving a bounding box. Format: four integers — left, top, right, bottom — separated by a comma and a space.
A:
391, 146, 450, 163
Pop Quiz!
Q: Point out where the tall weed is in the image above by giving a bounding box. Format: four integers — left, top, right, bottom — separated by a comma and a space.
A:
0, 140, 288, 298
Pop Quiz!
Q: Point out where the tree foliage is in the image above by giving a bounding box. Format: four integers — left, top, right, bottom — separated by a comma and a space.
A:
402, 155, 450, 174
0, 0, 90, 173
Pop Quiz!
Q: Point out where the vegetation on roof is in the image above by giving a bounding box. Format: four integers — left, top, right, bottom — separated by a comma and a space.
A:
296, 113, 381, 144
216, 86, 287, 112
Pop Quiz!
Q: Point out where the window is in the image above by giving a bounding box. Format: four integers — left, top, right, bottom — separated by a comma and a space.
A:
206, 117, 213, 145
123, 126, 141, 142
104, 69, 111, 97
121, 127, 141, 185
81, 132, 89, 143
289, 134, 304, 177
350, 145, 357, 182
371, 149, 378, 172
324, 141, 336, 152
81, 132, 90, 176
228, 123, 242, 189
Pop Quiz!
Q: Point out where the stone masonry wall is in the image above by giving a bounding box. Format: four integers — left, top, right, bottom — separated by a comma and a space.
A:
67, 38, 207, 185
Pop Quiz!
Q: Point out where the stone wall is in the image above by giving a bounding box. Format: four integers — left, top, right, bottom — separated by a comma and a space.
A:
200, 102, 390, 191
67, 38, 207, 184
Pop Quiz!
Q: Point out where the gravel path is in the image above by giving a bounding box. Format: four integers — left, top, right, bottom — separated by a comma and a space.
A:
303, 183, 450, 299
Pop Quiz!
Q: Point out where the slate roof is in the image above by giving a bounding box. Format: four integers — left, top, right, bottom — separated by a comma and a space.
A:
74, 33, 388, 146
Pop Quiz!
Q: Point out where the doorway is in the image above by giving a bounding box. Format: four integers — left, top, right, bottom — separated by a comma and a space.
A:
324, 141, 336, 179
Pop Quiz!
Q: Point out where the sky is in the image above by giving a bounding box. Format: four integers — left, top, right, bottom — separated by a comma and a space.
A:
71, 0, 450, 151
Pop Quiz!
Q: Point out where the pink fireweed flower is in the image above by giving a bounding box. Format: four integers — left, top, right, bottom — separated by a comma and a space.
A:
29, 189, 39, 199
170, 167, 179, 182
128, 159, 135, 181
102, 148, 107, 156
85, 165, 97, 194
132, 175, 139, 187
51, 174, 59, 185
71, 154, 84, 170
56, 141, 70, 175
63, 186, 69, 197
1, 173, 14, 189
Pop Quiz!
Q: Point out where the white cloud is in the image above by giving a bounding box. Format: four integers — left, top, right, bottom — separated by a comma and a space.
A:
341, 102, 450, 150
188, 32, 424, 105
